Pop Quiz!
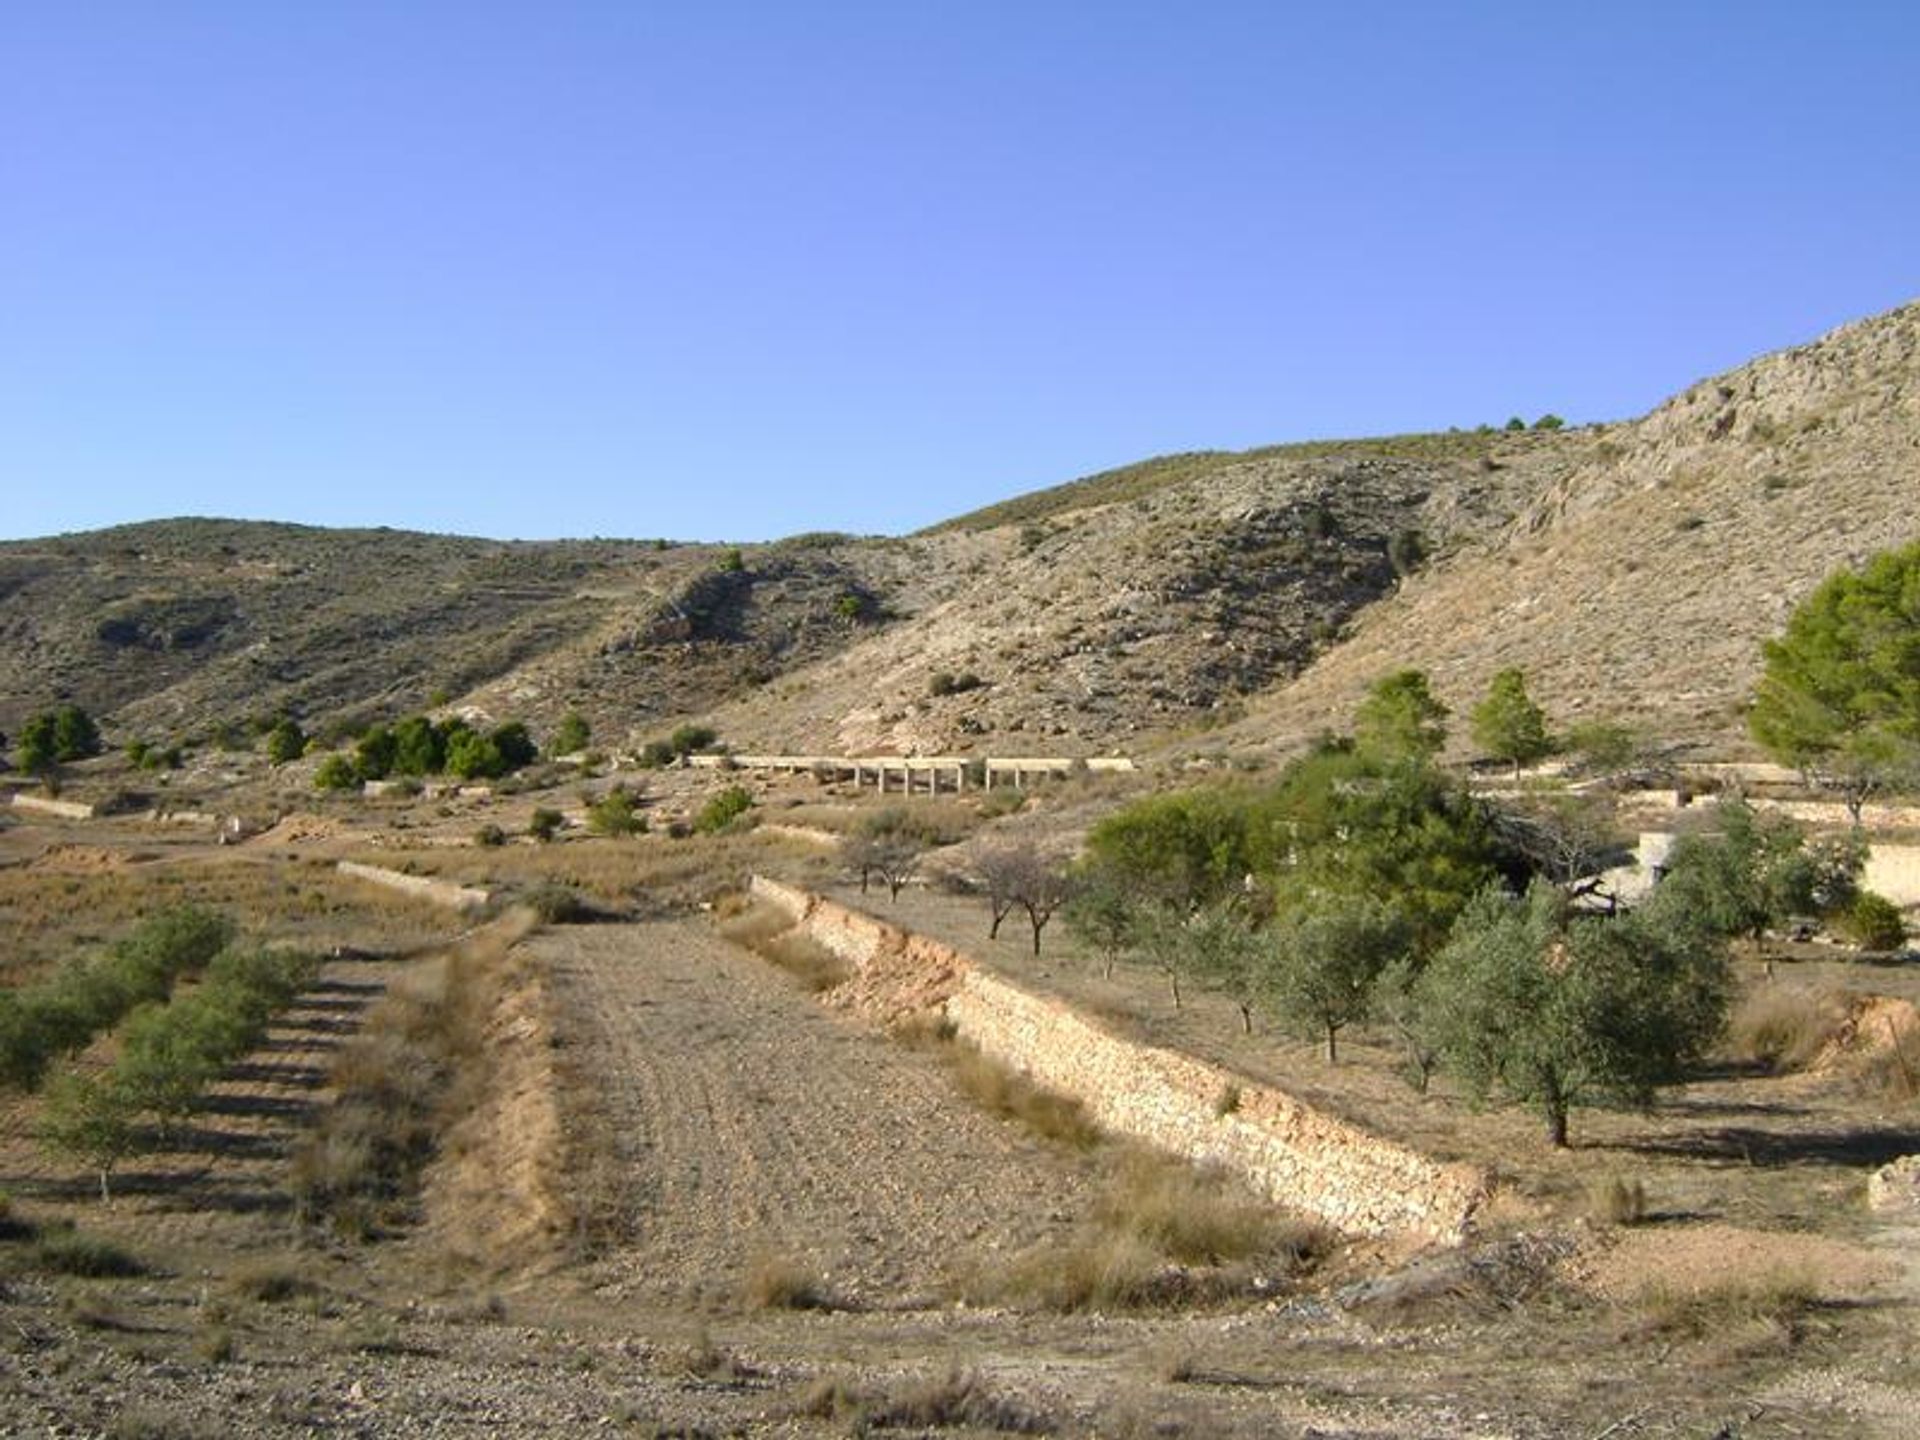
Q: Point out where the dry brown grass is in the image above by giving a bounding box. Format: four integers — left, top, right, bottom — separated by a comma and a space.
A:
289, 910, 535, 1238
944, 1044, 1102, 1150
719, 901, 854, 992
1628, 1267, 1823, 1355
792, 1365, 1052, 1433
975, 1150, 1328, 1312
743, 1250, 832, 1311
1586, 1173, 1650, 1226
1726, 984, 1844, 1073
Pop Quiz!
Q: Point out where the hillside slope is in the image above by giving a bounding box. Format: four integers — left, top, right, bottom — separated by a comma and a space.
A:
1209, 300, 1920, 759
2, 300, 1914, 763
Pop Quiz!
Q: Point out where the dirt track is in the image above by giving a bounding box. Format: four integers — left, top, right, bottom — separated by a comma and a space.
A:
536, 920, 1095, 1308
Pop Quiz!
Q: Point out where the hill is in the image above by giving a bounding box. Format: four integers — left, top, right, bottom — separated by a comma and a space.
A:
1, 299, 1915, 762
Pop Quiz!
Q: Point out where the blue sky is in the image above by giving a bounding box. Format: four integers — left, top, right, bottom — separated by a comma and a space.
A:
3, 3, 1915, 543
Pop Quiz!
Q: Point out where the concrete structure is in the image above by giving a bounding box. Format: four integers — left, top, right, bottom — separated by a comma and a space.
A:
337, 861, 493, 913
685, 752, 1135, 794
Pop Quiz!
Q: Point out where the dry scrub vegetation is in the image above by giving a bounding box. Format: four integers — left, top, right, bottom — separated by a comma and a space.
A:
289, 909, 536, 1237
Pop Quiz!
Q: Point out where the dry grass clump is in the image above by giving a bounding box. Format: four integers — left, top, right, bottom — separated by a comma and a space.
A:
1629, 1268, 1822, 1352
944, 1044, 1101, 1150
719, 901, 854, 992
1585, 1173, 1650, 1226
670, 1326, 750, 1381
30, 1228, 146, 1278
289, 912, 532, 1237
228, 1262, 320, 1304
1727, 984, 1843, 1073
743, 1250, 833, 1311
761, 931, 854, 993
1855, 1029, 1920, 1104
793, 1365, 1051, 1433
981, 1151, 1329, 1313
1095, 1151, 1308, 1267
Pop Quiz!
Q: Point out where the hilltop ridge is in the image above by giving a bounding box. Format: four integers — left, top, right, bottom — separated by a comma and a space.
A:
2, 299, 1915, 762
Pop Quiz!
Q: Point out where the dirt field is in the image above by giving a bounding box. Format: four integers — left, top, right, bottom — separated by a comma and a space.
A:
4, 800, 1920, 1435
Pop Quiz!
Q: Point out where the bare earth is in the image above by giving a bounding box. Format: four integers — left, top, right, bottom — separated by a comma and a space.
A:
2, 819, 1918, 1436
537, 920, 1096, 1309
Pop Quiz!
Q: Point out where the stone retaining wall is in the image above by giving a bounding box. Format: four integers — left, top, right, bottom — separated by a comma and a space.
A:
750, 876, 1488, 1245
337, 861, 493, 912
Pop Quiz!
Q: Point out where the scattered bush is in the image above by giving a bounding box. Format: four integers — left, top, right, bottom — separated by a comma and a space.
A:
1839, 891, 1907, 952
638, 723, 720, 769
694, 784, 755, 835
527, 808, 564, 843
265, 718, 307, 766
473, 823, 507, 848
928, 670, 984, 697
551, 711, 591, 756
587, 786, 645, 837
313, 754, 360, 792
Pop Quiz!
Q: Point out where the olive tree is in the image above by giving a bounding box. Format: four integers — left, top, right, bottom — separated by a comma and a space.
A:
1263, 894, 1410, 1063
1418, 883, 1729, 1147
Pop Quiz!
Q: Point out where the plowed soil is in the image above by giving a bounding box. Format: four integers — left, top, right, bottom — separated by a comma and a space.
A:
536, 921, 1094, 1309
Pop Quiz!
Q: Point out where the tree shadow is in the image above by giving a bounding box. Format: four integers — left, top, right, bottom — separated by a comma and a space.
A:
192, 1091, 320, 1123
1610, 1123, 1920, 1169
219, 1060, 330, 1090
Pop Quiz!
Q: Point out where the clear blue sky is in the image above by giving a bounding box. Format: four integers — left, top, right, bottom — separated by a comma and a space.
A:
4, 2, 1915, 543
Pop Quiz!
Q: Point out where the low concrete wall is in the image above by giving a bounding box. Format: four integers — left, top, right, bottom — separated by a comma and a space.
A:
337, 861, 493, 912
10, 793, 95, 820
750, 876, 1488, 1245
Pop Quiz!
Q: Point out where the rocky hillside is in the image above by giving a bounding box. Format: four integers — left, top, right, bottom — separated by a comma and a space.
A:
1208, 299, 1920, 759
2, 299, 1914, 762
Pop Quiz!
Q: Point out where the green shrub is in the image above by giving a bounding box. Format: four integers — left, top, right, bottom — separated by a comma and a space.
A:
474, 823, 507, 848
313, 754, 359, 792
587, 787, 645, 837
694, 785, 754, 835
265, 719, 307, 766
551, 712, 591, 755
1840, 891, 1907, 951
528, 808, 564, 843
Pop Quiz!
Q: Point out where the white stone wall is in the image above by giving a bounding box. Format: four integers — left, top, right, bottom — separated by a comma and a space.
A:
749, 875, 1488, 1244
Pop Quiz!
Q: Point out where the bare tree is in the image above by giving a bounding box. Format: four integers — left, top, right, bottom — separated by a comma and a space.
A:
974, 844, 1028, 940
845, 807, 931, 903
975, 842, 1076, 955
